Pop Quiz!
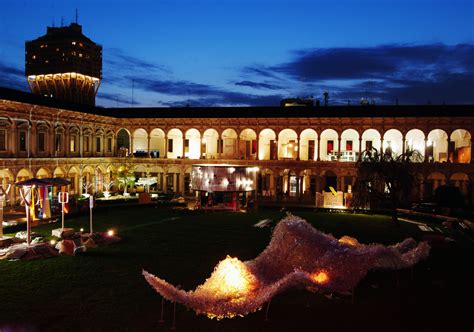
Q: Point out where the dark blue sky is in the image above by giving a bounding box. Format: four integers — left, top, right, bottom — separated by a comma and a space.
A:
0, 0, 473, 107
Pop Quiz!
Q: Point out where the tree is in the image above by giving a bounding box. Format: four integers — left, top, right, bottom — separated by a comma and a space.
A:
115, 169, 135, 195
351, 147, 422, 226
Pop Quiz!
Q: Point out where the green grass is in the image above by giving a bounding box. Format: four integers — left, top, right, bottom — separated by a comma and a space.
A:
0, 206, 472, 331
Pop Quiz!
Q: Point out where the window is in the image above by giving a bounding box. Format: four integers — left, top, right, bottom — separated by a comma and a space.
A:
84, 136, 90, 152
218, 139, 224, 154
327, 140, 334, 153
0, 129, 6, 151
168, 139, 173, 153
38, 132, 45, 152
184, 139, 189, 153
107, 138, 112, 152
346, 140, 353, 151
366, 140, 373, 150
96, 137, 101, 153
70, 134, 77, 152
19, 131, 27, 152
55, 133, 62, 152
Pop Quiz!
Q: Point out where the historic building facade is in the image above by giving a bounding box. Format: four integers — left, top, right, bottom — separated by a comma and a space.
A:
1, 87, 474, 207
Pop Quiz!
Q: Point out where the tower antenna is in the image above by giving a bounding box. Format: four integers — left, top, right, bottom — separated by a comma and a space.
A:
75, 9, 78, 24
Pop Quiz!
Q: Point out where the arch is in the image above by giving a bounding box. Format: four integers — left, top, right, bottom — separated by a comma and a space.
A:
383, 129, 403, 157
53, 166, 66, 178
278, 129, 298, 160
340, 128, 359, 162
405, 129, 425, 160
222, 128, 238, 158
35, 167, 51, 179
167, 165, 181, 174
203, 128, 219, 159
117, 128, 130, 156
134, 164, 147, 177
185, 128, 201, 159
132, 128, 148, 154
427, 129, 448, 162
167, 128, 183, 159
16, 168, 33, 181
450, 172, 470, 195
258, 128, 276, 160
299, 129, 318, 161
149, 165, 165, 174
361, 129, 381, 153
239, 128, 257, 160
450, 129, 471, 163
320, 129, 339, 161
150, 128, 165, 158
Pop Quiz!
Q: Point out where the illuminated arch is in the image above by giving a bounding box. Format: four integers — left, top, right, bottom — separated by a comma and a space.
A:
185, 128, 201, 159
299, 129, 318, 161
203, 128, 219, 159
383, 129, 403, 157
361, 129, 381, 153
258, 129, 276, 160
405, 129, 425, 161
132, 128, 148, 153
340, 129, 359, 162
150, 128, 166, 158
320, 129, 338, 161
239, 129, 257, 160
222, 128, 238, 158
167, 128, 183, 159
277, 129, 298, 160
427, 129, 448, 162
450, 129, 471, 163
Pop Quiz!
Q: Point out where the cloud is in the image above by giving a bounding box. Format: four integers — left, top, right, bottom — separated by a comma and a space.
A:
270, 44, 474, 81
235, 80, 282, 90
245, 43, 474, 104
0, 61, 28, 91
160, 92, 282, 107
97, 92, 136, 106
105, 48, 170, 74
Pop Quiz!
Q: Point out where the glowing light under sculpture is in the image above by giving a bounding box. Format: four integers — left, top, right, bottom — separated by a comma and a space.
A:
143, 214, 430, 319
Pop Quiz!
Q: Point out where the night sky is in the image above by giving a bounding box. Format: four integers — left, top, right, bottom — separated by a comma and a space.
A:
0, 0, 473, 107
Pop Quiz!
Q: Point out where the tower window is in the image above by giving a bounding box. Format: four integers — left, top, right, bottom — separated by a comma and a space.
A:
38, 132, 45, 152
19, 131, 27, 152
0, 129, 6, 151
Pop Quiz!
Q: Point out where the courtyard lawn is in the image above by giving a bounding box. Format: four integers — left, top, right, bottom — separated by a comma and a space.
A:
0, 206, 472, 331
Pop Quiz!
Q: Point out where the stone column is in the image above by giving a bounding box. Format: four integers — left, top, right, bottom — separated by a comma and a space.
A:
296, 135, 301, 160
218, 135, 222, 159
295, 176, 300, 197
358, 137, 362, 161
236, 137, 240, 159
337, 137, 341, 161
380, 138, 384, 155
164, 136, 168, 159
162, 172, 168, 193
470, 139, 474, 164
317, 137, 321, 161
255, 137, 260, 160
402, 138, 406, 155
173, 173, 178, 194
147, 136, 151, 157
179, 172, 185, 194
424, 138, 428, 163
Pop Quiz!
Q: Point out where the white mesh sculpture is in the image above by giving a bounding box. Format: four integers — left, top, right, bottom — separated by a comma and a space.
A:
143, 214, 430, 319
